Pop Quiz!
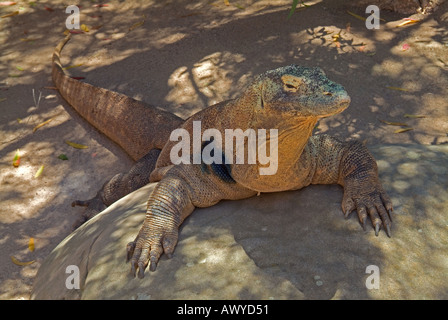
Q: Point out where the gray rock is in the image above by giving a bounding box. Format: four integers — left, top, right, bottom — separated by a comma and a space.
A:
31, 144, 448, 299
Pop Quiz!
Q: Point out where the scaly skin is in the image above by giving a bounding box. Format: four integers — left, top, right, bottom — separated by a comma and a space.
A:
52, 35, 183, 161
52, 37, 393, 279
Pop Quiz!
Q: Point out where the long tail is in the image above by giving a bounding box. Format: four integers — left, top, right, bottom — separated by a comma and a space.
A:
52, 35, 184, 161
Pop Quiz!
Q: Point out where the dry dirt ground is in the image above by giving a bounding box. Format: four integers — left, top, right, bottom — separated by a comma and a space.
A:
0, 0, 447, 299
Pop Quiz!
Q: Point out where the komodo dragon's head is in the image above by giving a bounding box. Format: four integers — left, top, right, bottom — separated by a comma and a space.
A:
252, 64, 351, 119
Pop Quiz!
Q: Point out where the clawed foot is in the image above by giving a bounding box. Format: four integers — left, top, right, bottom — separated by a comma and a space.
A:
126, 220, 179, 279
342, 181, 393, 237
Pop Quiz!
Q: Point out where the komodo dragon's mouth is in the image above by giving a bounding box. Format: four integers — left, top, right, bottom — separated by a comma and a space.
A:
316, 92, 351, 118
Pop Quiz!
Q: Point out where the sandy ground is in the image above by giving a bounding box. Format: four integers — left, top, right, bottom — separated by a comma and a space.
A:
0, 0, 447, 299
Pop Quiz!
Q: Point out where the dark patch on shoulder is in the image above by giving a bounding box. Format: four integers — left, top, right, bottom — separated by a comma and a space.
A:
210, 162, 236, 184
201, 139, 236, 184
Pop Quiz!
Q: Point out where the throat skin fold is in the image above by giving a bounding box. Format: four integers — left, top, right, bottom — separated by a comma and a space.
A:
230, 115, 319, 193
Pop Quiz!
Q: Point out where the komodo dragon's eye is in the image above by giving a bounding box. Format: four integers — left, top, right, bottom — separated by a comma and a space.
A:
281, 74, 303, 92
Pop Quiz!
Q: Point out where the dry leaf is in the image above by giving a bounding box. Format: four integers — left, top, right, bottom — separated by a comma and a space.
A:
81, 24, 89, 32
65, 140, 88, 149
11, 255, 35, 266
12, 149, 20, 167
404, 114, 426, 118
332, 30, 342, 42
129, 20, 144, 31
1, 10, 19, 18
34, 165, 44, 178
347, 10, 366, 21
0, 2, 17, 5
397, 19, 419, 27
63, 64, 83, 70
29, 238, 35, 252
379, 119, 409, 126
394, 128, 414, 133
33, 118, 53, 132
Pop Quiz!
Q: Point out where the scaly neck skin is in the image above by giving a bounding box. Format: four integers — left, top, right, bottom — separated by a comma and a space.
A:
274, 115, 318, 170
218, 85, 259, 130
225, 87, 319, 192
233, 113, 318, 192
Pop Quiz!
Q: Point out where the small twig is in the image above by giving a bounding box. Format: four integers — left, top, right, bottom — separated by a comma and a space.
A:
32, 88, 42, 108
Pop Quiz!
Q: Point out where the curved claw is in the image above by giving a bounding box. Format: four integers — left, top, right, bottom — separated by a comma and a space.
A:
344, 209, 351, 219
126, 242, 136, 262
138, 262, 148, 279
385, 224, 391, 238
387, 209, 393, 222
374, 223, 380, 236
149, 257, 158, 272
127, 226, 179, 278
342, 183, 393, 237
360, 215, 367, 231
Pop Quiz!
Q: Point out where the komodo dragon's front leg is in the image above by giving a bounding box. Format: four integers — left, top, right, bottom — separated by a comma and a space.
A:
126, 163, 256, 278
299, 134, 393, 236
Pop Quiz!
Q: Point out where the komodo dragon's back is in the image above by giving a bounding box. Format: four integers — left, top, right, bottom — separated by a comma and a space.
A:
52, 35, 183, 161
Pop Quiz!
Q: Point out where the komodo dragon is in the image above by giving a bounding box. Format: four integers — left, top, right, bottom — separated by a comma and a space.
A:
53, 35, 393, 278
